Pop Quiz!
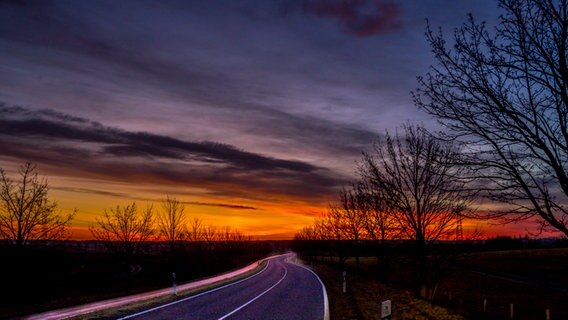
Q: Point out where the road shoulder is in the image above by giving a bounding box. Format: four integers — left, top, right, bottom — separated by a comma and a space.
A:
24, 257, 271, 320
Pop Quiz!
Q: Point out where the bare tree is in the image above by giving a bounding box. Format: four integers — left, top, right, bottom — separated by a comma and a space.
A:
361, 125, 472, 297
188, 217, 204, 242
0, 163, 74, 247
415, 0, 568, 236
322, 204, 351, 267
89, 203, 154, 258
356, 181, 399, 247
202, 225, 218, 250
294, 225, 320, 262
355, 181, 399, 276
158, 196, 187, 252
339, 187, 366, 270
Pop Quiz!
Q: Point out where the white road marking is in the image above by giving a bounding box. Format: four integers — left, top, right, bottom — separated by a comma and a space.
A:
217, 264, 288, 320
117, 261, 271, 320
291, 257, 330, 320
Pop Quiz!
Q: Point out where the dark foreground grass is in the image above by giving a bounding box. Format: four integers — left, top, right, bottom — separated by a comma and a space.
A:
435, 248, 568, 320
307, 248, 568, 320
0, 243, 273, 319
307, 259, 463, 320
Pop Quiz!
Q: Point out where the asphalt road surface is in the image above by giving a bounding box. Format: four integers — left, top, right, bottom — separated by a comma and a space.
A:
118, 253, 328, 320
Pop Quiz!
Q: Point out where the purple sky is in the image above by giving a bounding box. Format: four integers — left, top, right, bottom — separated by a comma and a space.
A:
0, 1, 503, 238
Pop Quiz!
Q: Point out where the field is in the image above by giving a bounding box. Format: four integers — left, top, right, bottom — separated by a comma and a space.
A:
436, 248, 568, 320
311, 259, 464, 320
308, 247, 568, 320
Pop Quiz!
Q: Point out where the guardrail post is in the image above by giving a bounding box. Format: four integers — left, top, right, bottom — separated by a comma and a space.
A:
545, 308, 550, 320
172, 272, 178, 296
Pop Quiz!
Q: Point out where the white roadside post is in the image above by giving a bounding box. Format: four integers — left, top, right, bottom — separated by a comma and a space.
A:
342, 271, 347, 293
172, 272, 178, 296
381, 300, 391, 320
546, 308, 551, 320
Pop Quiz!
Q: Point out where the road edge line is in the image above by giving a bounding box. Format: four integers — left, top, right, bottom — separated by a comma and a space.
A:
25, 253, 288, 320
117, 260, 271, 319
291, 255, 330, 320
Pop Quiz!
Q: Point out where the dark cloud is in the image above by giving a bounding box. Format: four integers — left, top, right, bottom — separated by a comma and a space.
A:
0, 104, 321, 172
52, 186, 258, 210
0, 104, 349, 203
182, 201, 258, 210
0, 1, 389, 203
0, 1, 387, 162
52, 187, 131, 199
300, 0, 401, 36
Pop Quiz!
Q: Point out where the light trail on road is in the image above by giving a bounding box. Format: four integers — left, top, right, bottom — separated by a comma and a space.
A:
121, 253, 328, 320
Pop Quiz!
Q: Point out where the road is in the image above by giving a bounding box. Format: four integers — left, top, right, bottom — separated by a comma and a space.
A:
25, 254, 267, 320
119, 253, 329, 320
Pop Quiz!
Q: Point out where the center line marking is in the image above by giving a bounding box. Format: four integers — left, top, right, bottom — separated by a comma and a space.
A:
217, 264, 288, 320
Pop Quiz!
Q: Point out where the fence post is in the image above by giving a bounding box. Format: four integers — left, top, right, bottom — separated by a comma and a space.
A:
342, 271, 347, 293
483, 299, 487, 313
509, 303, 514, 319
545, 308, 550, 320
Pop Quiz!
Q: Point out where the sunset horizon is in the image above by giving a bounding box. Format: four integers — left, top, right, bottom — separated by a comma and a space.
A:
3, 1, 568, 320
0, 0, 562, 241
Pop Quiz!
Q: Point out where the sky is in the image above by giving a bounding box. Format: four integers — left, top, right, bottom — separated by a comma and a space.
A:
0, 0, 527, 240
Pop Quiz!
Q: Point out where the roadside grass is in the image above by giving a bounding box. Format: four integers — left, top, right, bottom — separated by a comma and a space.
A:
434, 267, 567, 320
460, 248, 568, 287
0, 244, 273, 319
69, 260, 268, 320
436, 248, 568, 320
306, 258, 463, 320
306, 248, 568, 320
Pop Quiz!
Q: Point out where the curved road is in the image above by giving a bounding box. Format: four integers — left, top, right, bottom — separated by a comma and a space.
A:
119, 253, 328, 320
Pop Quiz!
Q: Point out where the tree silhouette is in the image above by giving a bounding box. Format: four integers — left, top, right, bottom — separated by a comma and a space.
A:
360, 124, 472, 297
157, 196, 187, 253
415, 0, 568, 236
0, 163, 74, 247
89, 203, 154, 258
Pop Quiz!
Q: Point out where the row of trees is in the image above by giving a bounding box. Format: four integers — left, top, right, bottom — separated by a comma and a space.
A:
294, 125, 473, 297
0, 163, 252, 256
297, 0, 568, 298
89, 199, 252, 258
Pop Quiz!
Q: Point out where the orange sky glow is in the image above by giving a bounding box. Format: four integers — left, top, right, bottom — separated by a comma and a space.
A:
1, 1, 561, 241
46, 173, 324, 240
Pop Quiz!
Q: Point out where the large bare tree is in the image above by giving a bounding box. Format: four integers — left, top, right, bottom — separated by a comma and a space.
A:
0, 163, 74, 247
360, 125, 472, 297
415, 0, 568, 236
361, 125, 471, 249
89, 203, 154, 257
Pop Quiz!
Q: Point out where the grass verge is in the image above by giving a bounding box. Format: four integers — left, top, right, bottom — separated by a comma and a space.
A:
305, 260, 463, 320
68, 260, 268, 320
